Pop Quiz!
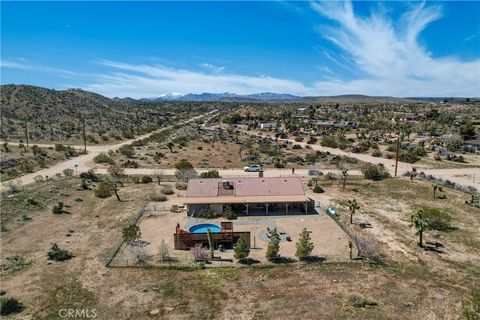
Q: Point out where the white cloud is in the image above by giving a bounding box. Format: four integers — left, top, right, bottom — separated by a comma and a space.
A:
199, 63, 225, 72
310, 1, 480, 97
1, 59, 82, 79
82, 60, 313, 98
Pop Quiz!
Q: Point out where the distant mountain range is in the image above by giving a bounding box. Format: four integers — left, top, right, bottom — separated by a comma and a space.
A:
140, 92, 302, 102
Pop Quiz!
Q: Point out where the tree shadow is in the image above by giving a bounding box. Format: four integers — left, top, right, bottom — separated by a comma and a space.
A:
423, 242, 445, 253
300, 256, 326, 263
271, 256, 297, 264
239, 258, 260, 265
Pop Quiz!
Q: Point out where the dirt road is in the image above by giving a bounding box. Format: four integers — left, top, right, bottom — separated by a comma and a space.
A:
0, 111, 217, 189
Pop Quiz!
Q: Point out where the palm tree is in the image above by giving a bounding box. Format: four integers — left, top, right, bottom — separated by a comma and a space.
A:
410, 208, 428, 247
347, 199, 360, 224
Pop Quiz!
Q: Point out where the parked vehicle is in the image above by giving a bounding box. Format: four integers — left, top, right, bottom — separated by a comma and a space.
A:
244, 164, 263, 172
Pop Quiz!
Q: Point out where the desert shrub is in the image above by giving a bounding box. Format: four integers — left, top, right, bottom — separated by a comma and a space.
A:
294, 136, 304, 142
0, 297, 24, 316
141, 175, 153, 184
350, 232, 381, 263
122, 225, 141, 244
292, 144, 302, 150
52, 202, 64, 214
462, 288, 480, 320
421, 206, 452, 231
361, 163, 390, 181
148, 192, 167, 202
348, 292, 378, 308
371, 150, 383, 157
175, 182, 187, 190
63, 168, 74, 176
305, 153, 319, 163
313, 185, 324, 193
223, 208, 237, 220
175, 159, 194, 170
119, 144, 135, 158
321, 136, 338, 148
399, 152, 420, 163
197, 207, 220, 219
94, 181, 113, 198
161, 186, 175, 195
199, 170, 221, 178
54, 144, 66, 152
414, 147, 428, 157
190, 244, 208, 262
33, 175, 45, 183
79, 169, 99, 181
170, 204, 179, 212
93, 152, 115, 164
47, 243, 74, 261
175, 168, 198, 182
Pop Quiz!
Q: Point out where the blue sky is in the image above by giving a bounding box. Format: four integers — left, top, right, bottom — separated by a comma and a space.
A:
1, 1, 479, 97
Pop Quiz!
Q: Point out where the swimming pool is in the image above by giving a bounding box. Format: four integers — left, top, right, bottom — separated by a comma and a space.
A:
188, 223, 221, 234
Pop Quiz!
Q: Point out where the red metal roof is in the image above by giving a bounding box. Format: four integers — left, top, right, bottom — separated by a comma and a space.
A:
186, 177, 305, 198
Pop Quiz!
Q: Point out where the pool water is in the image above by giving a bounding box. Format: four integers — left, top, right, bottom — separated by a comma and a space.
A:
189, 223, 221, 234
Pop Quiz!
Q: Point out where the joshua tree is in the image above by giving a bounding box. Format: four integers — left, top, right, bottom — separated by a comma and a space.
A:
410, 167, 417, 182
348, 240, 354, 260
295, 228, 314, 261
154, 169, 165, 185
410, 209, 428, 247
207, 228, 214, 260
341, 167, 349, 190
432, 184, 439, 198
347, 199, 360, 224
167, 141, 174, 153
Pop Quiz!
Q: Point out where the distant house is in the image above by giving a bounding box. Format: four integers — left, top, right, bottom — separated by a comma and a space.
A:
184, 177, 314, 216
315, 120, 357, 129
259, 122, 277, 130
399, 114, 422, 122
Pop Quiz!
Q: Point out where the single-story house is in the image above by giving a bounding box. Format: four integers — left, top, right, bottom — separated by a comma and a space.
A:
184, 177, 315, 216
259, 122, 278, 130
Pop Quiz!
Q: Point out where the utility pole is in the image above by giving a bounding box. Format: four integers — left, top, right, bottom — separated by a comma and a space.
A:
82, 118, 87, 153
394, 134, 400, 177
24, 121, 29, 147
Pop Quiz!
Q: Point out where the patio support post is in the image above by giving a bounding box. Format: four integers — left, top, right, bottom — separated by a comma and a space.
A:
265, 203, 270, 215
244, 203, 250, 215
285, 202, 289, 214
304, 202, 308, 214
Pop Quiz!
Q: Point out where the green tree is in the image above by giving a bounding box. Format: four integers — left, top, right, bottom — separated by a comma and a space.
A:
410, 209, 428, 247
199, 170, 221, 178
347, 199, 360, 224
295, 228, 314, 260
266, 228, 281, 261
234, 237, 250, 261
